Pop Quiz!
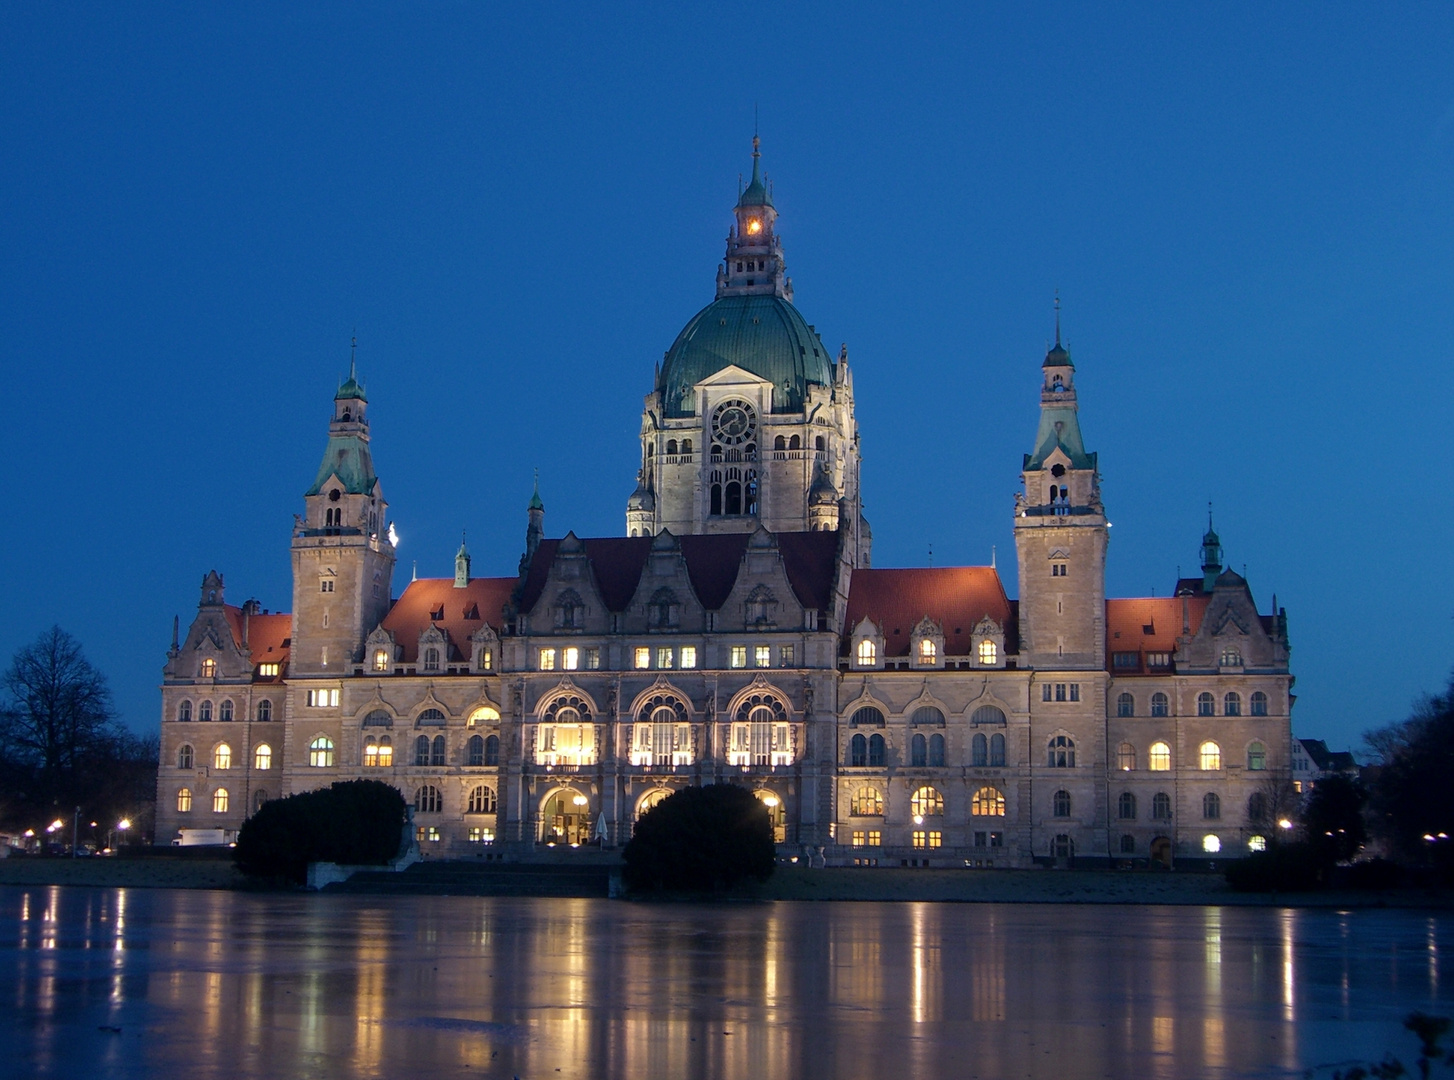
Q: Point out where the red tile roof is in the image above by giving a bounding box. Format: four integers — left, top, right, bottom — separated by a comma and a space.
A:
841, 567, 1014, 657
1104, 596, 1209, 671
381, 577, 518, 663
221, 608, 292, 681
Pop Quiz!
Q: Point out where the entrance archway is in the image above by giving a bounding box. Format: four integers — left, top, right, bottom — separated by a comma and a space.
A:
543, 790, 591, 846
755, 789, 786, 844
1150, 836, 1173, 869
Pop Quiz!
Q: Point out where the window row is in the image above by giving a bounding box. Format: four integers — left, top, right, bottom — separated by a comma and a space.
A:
175, 787, 269, 814
847, 705, 1008, 727
853, 639, 998, 667
846, 732, 1007, 768
1114, 690, 1269, 718
1115, 740, 1263, 772
413, 784, 498, 815
175, 743, 272, 771
845, 785, 1007, 818
359, 733, 503, 768
174, 699, 275, 723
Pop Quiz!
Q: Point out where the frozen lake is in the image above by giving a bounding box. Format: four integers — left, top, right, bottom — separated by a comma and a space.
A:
1, 885, 1448, 1079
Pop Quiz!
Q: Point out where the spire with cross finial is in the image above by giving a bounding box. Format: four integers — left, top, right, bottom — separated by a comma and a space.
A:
454, 529, 471, 588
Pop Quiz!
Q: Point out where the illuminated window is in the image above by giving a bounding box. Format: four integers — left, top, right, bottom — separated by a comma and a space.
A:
259, 662, 280, 677
563, 647, 580, 671
1046, 735, 1075, 768
177, 744, 194, 769
856, 639, 876, 666
539, 648, 557, 671
212, 788, 229, 813
978, 639, 997, 665
1116, 693, 1134, 718
415, 785, 442, 813
1118, 743, 1136, 771
728, 696, 792, 767
657, 647, 674, 669
199, 701, 213, 722
851, 786, 883, 816
372, 649, 390, 672
1224, 692, 1241, 716
910, 786, 943, 817
754, 645, 771, 668
213, 743, 232, 770
730, 646, 747, 669
918, 638, 937, 665
253, 743, 272, 770
1200, 741, 1222, 771
306, 689, 338, 708
467, 785, 497, 814
851, 829, 866, 848
468, 706, 499, 728
479, 648, 494, 671
536, 698, 596, 767
468, 827, 495, 844
637, 789, 671, 820
1118, 792, 1136, 820
201, 658, 216, 678
1203, 792, 1221, 819
363, 735, 392, 768
1147, 652, 1172, 669
867, 829, 881, 846
1251, 691, 1268, 716
178, 701, 192, 722
635, 647, 651, 670
631, 702, 693, 768
680, 646, 697, 669
1149, 741, 1171, 771
416, 826, 441, 843
1151, 792, 1172, 820
308, 736, 334, 767
1197, 692, 1215, 716
1248, 835, 1267, 852
256, 700, 272, 721
1202, 834, 1221, 853
972, 786, 1005, 817
1053, 789, 1071, 817
177, 787, 193, 812
1151, 692, 1169, 717
1247, 742, 1266, 771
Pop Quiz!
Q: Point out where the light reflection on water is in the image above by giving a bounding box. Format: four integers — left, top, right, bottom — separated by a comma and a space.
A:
1, 886, 1449, 1080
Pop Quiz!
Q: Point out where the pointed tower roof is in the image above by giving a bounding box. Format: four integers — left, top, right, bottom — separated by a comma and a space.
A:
1024, 302, 1095, 471
337, 338, 367, 400
736, 133, 773, 209
528, 475, 544, 512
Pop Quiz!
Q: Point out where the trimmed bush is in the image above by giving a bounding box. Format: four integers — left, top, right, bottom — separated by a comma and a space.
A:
622, 784, 775, 893
235, 779, 407, 884
1225, 842, 1327, 892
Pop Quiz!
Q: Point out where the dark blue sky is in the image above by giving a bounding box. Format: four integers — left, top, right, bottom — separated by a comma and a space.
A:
2, 5, 1450, 753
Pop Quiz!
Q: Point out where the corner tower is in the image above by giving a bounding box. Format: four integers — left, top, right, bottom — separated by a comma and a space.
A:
289, 355, 397, 676
629, 137, 868, 565
1013, 317, 1107, 669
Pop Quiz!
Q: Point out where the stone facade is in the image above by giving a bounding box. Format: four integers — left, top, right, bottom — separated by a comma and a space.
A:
155, 141, 1293, 868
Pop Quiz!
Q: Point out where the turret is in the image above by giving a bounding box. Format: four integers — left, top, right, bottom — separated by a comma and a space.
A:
454, 533, 471, 589
521, 477, 545, 573
715, 134, 792, 302
1201, 510, 1223, 592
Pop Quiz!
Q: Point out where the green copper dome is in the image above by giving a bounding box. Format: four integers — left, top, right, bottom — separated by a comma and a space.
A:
658, 294, 833, 418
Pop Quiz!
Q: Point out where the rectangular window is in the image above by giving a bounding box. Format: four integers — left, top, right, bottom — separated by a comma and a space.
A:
1069, 684, 1080, 702
258, 663, 279, 678
779, 644, 795, 667
927, 831, 942, 849
851, 830, 866, 848
656, 647, 674, 669
754, 645, 771, 668
867, 829, 881, 847
586, 648, 601, 670
730, 646, 747, 669
538, 648, 556, 671
634, 647, 651, 670
467, 827, 495, 845
1051, 563, 1067, 577
679, 646, 697, 669
1042, 684, 1053, 702
480, 648, 493, 671
562, 647, 579, 671
305, 689, 339, 708
974, 830, 987, 848
1112, 652, 1139, 670
1146, 652, 1171, 668
416, 826, 440, 843
989, 831, 1004, 849
912, 830, 927, 850
1055, 683, 1067, 702
320, 579, 334, 593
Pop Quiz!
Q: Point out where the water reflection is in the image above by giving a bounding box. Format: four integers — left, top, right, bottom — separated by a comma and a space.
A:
2, 886, 1450, 1079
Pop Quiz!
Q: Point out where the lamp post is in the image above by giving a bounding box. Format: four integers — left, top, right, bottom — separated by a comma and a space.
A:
71, 806, 80, 858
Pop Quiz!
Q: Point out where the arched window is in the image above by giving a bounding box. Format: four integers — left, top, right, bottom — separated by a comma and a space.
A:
910, 786, 943, 817
415, 785, 441, 813
431, 734, 446, 766
774, 435, 786, 450
1052, 834, 1074, 858
1197, 692, 1215, 716
1116, 693, 1134, 718
852, 706, 885, 726
1248, 834, 1267, 852
727, 693, 790, 767
666, 439, 677, 455
971, 705, 1006, 726
467, 785, 497, 814
634, 703, 692, 767
1119, 834, 1136, 854
537, 695, 597, 767
1224, 692, 1241, 716
468, 734, 485, 767
910, 733, 927, 767
374, 649, 391, 672
423, 647, 441, 672
467, 706, 499, 728
1247, 742, 1266, 771
1118, 743, 1136, 771
485, 734, 500, 766
972, 732, 988, 767
1151, 792, 1173, 820
414, 735, 431, 766
851, 786, 882, 815
1149, 742, 1172, 771
918, 639, 937, 665
972, 786, 1005, 817
256, 700, 272, 722
363, 735, 392, 768
1053, 789, 1072, 817
308, 737, 334, 768
868, 733, 886, 767
912, 706, 945, 726
815, 435, 825, 451
849, 733, 867, 766
177, 744, 194, 769
212, 788, 229, 813
219, 700, 233, 722
254, 790, 269, 813
1150, 693, 1169, 718
1200, 741, 1222, 771
710, 484, 722, 516
363, 709, 393, 729
213, 743, 231, 770
177, 787, 193, 812
1203, 792, 1221, 819
637, 788, 671, 821
990, 733, 1005, 766
856, 639, 877, 666
1247, 792, 1267, 822
199, 701, 213, 723
978, 639, 998, 665
254, 743, 272, 770
201, 658, 216, 678
1118, 792, 1137, 820
681, 439, 692, 454
178, 701, 192, 722
928, 733, 945, 767
725, 481, 742, 515
1250, 691, 1268, 716
1047, 735, 1075, 768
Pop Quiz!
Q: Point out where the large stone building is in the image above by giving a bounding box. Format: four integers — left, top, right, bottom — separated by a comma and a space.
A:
155, 139, 1293, 868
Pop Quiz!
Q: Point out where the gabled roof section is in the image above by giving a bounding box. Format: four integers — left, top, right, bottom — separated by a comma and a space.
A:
220, 608, 292, 679
1105, 596, 1209, 670
841, 567, 1015, 657
381, 577, 516, 663
1024, 406, 1095, 471
306, 434, 378, 496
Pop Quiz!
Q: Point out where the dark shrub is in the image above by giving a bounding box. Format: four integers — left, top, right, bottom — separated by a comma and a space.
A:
235, 780, 407, 884
1225, 842, 1327, 892
622, 784, 775, 893
1341, 858, 1405, 891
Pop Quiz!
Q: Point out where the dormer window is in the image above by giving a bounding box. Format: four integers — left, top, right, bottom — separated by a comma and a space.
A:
373, 649, 390, 672
856, 639, 876, 667
200, 659, 216, 679
423, 647, 441, 672
555, 589, 585, 630
918, 639, 937, 665
978, 639, 998, 665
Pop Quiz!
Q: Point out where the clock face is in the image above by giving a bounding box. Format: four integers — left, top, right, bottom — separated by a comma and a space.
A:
719, 407, 749, 437
712, 400, 756, 446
